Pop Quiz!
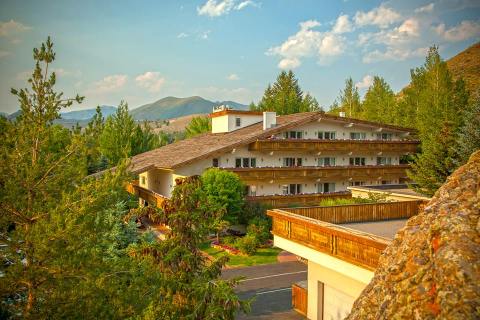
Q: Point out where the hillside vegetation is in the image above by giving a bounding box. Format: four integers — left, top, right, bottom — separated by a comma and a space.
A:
446, 42, 480, 100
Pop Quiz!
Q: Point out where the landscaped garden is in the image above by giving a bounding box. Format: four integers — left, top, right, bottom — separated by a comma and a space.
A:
199, 242, 282, 267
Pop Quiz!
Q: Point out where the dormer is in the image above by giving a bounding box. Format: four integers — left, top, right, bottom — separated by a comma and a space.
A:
210, 106, 265, 133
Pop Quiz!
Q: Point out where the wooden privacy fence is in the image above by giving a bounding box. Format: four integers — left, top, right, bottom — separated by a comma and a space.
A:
268, 209, 391, 270
281, 200, 423, 224
246, 192, 352, 208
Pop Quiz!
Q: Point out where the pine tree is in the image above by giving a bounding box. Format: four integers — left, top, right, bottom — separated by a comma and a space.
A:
255, 70, 319, 114
360, 76, 397, 124
337, 77, 361, 117
185, 116, 211, 138
453, 99, 480, 166
85, 106, 107, 173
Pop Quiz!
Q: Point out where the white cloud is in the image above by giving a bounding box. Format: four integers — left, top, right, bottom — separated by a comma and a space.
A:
177, 32, 188, 38
354, 4, 402, 28
236, 0, 259, 10
332, 14, 353, 34
363, 46, 428, 63
227, 73, 239, 80
0, 50, 10, 59
0, 20, 31, 37
135, 72, 166, 93
435, 20, 480, 42
267, 19, 345, 69
357, 18, 420, 47
199, 30, 211, 40
197, 0, 235, 17
92, 74, 128, 93
414, 3, 434, 13
355, 75, 374, 89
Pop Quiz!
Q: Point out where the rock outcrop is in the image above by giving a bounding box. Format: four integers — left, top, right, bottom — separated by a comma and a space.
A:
346, 151, 480, 319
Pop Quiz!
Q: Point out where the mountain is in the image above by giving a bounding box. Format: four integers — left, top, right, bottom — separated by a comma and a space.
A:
446, 42, 480, 100
60, 105, 116, 120
131, 96, 248, 121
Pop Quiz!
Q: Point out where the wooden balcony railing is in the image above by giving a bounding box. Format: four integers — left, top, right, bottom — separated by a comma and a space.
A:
246, 192, 352, 208
126, 181, 168, 208
268, 209, 391, 270
280, 200, 423, 224
226, 164, 410, 183
249, 139, 419, 154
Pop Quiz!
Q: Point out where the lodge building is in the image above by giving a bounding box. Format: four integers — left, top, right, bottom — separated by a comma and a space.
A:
127, 106, 419, 208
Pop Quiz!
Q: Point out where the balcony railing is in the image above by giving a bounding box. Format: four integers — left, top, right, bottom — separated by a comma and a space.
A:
280, 200, 423, 223
249, 139, 419, 154
246, 192, 352, 208
226, 164, 410, 183
126, 181, 168, 208
268, 209, 392, 270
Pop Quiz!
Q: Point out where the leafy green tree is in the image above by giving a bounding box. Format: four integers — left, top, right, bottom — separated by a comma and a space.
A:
337, 77, 361, 117
360, 76, 397, 124
201, 168, 246, 224
252, 70, 319, 114
185, 116, 211, 138
453, 99, 480, 166
129, 176, 249, 319
99, 101, 136, 165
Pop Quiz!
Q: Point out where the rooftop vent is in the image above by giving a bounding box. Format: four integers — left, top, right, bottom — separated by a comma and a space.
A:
213, 104, 231, 113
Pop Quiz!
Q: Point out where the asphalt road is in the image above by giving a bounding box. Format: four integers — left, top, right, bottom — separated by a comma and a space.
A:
222, 261, 308, 320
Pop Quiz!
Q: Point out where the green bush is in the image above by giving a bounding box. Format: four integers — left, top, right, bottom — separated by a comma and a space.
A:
222, 235, 237, 247
246, 217, 271, 244
241, 201, 270, 224
236, 235, 259, 255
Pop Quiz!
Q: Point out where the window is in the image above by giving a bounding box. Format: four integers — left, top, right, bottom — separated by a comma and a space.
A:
349, 157, 366, 166
381, 180, 391, 185
350, 132, 367, 140
246, 185, 257, 196
282, 184, 302, 195
212, 158, 219, 167
236, 157, 257, 168
235, 117, 241, 127
318, 182, 335, 193
318, 157, 336, 166
318, 131, 336, 140
377, 133, 393, 140
376, 157, 392, 165
283, 157, 303, 167
349, 181, 365, 186
284, 131, 303, 139
140, 176, 146, 186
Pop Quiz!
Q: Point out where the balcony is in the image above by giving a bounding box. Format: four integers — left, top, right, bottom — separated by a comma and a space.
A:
267, 200, 423, 270
225, 164, 410, 183
126, 181, 168, 208
246, 192, 352, 208
249, 139, 419, 154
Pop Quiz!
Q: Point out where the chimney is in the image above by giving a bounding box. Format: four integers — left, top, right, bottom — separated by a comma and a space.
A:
339, 111, 346, 118
263, 111, 277, 130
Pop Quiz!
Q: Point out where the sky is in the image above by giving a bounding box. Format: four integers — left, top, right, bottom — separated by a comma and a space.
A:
0, 0, 479, 114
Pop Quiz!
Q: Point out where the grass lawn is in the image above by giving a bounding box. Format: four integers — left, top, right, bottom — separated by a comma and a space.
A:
199, 242, 282, 267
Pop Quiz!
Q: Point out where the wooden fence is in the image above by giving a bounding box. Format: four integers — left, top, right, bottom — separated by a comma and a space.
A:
246, 192, 352, 208
281, 200, 423, 224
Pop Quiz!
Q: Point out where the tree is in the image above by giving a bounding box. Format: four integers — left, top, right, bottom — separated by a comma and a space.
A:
185, 116, 211, 138
360, 76, 397, 124
337, 77, 361, 117
252, 70, 319, 115
85, 106, 107, 173
453, 99, 480, 166
128, 176, 249, 319
131, 121, 162, 156
201, 168, 246, 224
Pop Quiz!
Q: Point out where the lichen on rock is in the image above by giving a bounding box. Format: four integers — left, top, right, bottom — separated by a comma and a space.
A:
346, 151, 480, 320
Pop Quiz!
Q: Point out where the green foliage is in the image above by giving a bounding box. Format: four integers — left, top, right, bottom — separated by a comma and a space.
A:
360, 76, 397, 124
84, 106, 107, 173
335, 77, 362, 117
241, 201, 270, 224
246, 217, 271, 244
236, 234, 259, 256
318, 197, 375, 206
185, 116, 211, 138
251, 70, 320, 114
201, 168, 246, 224
453, 99, 480, 166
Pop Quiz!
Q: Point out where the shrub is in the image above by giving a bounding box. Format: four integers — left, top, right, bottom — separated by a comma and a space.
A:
241, 201, 270, 224
246, 217, 271, 244
222, 235, 237, 247
236, 235, 259, 255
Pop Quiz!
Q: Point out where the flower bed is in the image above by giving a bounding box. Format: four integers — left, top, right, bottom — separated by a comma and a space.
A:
211, 240, 243, 256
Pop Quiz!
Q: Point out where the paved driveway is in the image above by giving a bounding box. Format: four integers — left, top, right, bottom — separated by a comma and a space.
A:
222, 261, 307, 319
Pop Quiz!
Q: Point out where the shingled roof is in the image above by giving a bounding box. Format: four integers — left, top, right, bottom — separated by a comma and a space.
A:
128, 111, 416, 174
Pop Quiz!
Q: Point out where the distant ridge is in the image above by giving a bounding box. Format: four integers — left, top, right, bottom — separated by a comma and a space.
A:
60, 105, 116, 120
131, 96, 248, 121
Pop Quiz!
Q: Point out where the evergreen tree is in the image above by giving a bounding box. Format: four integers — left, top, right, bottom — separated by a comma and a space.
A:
360, 76, 397, 124
453, 99, 480, 166
130, 121, 161, 156
185, 116, 211, 138
337, 77, 361, 117
254, 70, 319, 114
85, 106, 107, 173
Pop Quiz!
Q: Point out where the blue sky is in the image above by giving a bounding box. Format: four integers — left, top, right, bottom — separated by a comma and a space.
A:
0, 0, 479, 113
